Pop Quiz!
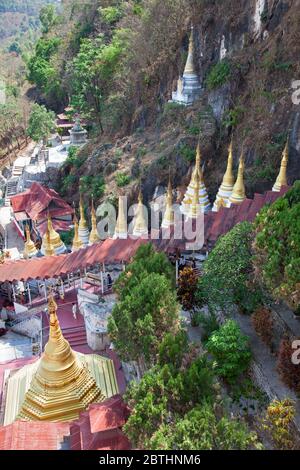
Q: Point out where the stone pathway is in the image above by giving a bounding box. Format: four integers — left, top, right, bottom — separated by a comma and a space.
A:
232, 310, 300, 430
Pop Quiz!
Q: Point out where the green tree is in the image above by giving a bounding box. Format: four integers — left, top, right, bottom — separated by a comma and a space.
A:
114, 243, 175, 300
27, 103, 55, 143
254, 182, 300, 310
196, 222, 264, 315
150, 403, 261, 450
206, 319, 252, 383
108, 272, 180, 367
39, 4, 57, 34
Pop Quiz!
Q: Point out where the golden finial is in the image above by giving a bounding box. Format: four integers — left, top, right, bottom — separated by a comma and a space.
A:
189, 169, 201, 218
222, 137, 234, 187
133, 188, 148, 237
24, 224, 37, 258
79, 193, 88, 229
184, 25, 196, 75
72, 213, 83, 251
272, 138, 289, 192
229, 151, 246, 205
114, 194, 128, 239
89, 197, 100, 244
162, 174, 174, 228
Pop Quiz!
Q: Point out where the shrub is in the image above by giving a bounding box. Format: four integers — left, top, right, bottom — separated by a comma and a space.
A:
206, 320, 252, 383
277, 338, 300, 393
115, 172, 131, 187
206, 60, 231, 90
100, 6, 123, 25
262, 399, 296, 449
177, 267, 198, 311
179, 143, 195, 162
80, 175, 105, 199
196, 311, 220, 343
251, 307, 273, 347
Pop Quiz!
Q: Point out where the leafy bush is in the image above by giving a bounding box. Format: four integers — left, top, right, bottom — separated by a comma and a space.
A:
196, 311, 220, 343
251, 307, 273, 347
206, 320, 252, 383
60, 229, 74, 247
262, 399, 296, 450
277, 338, 300, 393
65, 146, 85, 169
115, 172, 130, 187
206, 60, 231, 90
150, 402, 261, 450
177, 267, 198, 311
100, 6, 123, 25
179, 143, 195, 162
61, 174, 77, 195
80, 175, 105, 199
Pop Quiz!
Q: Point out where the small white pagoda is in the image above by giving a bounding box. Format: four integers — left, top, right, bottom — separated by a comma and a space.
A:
171, 26, 201, 106
213, 139, 235, 212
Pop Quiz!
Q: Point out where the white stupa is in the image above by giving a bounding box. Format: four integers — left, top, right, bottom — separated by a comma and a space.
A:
171, 26, 201, 106
212, 139, 235, 212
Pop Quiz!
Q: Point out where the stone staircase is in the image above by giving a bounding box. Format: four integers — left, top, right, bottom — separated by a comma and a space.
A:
4, 178, 18, 206
63, 326, 87, 348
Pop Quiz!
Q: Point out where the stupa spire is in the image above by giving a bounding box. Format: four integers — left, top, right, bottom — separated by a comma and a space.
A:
181, 143, 210, 214
89, 198, 100, 244
132, 189, 148, 237
188, 168, 201, 219
184, 25, 196, 75
78, 192, 90, 245
24, 225, 37, 258
114, 194, 128, 239
213, 137, 235, 211
162, 176, 174, 229
229, 152, 246, 205
272, 139, 289, 192
72, 213, 83, 251
18, 295, 104, 422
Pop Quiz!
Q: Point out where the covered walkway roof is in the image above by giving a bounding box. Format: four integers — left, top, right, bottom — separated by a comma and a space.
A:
0, 238, 147, 283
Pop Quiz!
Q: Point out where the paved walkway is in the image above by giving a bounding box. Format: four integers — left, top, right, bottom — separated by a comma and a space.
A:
232, 310, 300, 430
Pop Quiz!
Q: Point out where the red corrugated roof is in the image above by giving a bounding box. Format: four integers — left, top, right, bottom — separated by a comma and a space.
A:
0, 238, 148, 282
10, 182, 73, 223
0, 421, 70, 450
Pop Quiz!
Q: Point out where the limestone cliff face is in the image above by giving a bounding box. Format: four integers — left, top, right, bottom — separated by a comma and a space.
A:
187, 0, 300, 191
57, 0, 300, 206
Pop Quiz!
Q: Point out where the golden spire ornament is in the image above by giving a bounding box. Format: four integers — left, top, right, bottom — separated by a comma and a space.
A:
132, 189, 148, 238
272, 139, 289, 192
188, 168, 201, 219
162, 177, 174, 229
41, 225, 55, 257
89, 198, 100, 245
24, 225, 37, 258
17, 295, 104, 422
213, 137, 235, 211
41, 215, 66, 255
184, 25, 196, 76
72, 214, 83, 251
229, 152, 246, 205
114, 194, 128, 239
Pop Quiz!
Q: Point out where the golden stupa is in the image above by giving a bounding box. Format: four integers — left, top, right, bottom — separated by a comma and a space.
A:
132, 190, 148, 237
229, 153, 246, 205
114, 195, 128, 239
188, 167, 201, 219
72, 214, 83, 252
41, 215, 66, 255
78, 193, 90, 245
89, 199, 100, 244
213, 138, 235, 211
181, 143, 210, 214
162, 178, 174, 228
24, 225, 38, 258
17, 296, 104, 422
272, 139, 289, 192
